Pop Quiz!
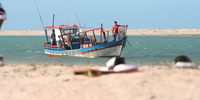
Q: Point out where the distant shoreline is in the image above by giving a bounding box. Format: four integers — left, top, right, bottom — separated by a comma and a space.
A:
0, 29, 200, 36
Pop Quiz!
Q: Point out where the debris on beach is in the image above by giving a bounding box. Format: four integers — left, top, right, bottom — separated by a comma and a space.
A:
71, 57, 138, 77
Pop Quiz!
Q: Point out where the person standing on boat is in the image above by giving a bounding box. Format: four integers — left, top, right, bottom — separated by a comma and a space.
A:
50, 29, 56, 45
112, 21, 126, 41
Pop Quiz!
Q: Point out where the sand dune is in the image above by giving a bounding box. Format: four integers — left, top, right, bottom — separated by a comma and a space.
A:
127, 29, 200, 36
0, 64, 200, 100
0, 29, 200, 36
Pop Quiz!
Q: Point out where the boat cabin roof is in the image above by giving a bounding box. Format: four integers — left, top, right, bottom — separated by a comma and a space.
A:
45, 24, 78, 30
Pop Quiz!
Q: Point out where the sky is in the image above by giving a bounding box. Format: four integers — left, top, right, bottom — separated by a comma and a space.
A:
1, 0, 200, 31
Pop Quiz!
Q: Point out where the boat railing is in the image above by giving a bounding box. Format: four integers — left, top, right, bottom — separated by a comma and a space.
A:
119, 25, 128, 36
77, 24, 128, 49
78, 28, 102, 48
103, 29, 111, 42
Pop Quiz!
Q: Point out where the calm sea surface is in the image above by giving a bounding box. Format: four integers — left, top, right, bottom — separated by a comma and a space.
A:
0, 36, 199, 65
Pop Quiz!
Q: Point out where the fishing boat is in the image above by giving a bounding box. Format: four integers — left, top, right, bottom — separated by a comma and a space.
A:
0, 3, 7, 29
42, 23, 128, 58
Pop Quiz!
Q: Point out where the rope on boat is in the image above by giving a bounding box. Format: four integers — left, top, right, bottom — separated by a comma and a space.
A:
126, 38, 131, 46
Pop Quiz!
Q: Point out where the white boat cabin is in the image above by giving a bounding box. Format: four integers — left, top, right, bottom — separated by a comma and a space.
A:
44, 25, 89, 50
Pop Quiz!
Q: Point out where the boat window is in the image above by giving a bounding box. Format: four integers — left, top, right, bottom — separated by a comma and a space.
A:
63, 29, 77, 34
70, 33, 76, 39
79, 33, 85, 39
62, 29, 79, 39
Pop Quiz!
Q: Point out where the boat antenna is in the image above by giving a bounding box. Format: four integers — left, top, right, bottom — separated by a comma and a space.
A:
71, 16, 77, 25
83, 22, 86, 30
71, 16, 82, 32
75, 12, 82, 30
33, 0, 45, 29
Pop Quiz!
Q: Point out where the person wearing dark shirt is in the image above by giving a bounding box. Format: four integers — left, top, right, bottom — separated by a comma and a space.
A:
50, 29, 56, 45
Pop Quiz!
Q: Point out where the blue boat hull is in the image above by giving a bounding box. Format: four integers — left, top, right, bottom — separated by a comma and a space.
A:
43, 39, 126, 58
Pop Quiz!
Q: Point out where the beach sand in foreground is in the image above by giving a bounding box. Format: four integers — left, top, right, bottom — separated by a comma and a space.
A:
0, 64, 200, 100
0, 29, 200, 36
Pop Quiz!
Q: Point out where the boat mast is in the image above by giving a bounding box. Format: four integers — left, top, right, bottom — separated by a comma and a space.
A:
33, 0, 44, 29
52, 14, 55, 27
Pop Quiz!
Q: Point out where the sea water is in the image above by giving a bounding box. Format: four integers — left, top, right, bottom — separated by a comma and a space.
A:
0, 36, 199, 65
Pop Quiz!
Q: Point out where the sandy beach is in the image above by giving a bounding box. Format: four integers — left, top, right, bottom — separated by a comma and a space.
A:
0, 29, 200, 36
0, 64, 200, 100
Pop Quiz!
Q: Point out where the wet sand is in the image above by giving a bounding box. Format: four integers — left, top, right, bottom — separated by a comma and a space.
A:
0, 64, 200, 100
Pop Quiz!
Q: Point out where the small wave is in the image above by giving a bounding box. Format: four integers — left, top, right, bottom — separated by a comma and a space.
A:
35, 51, 43, 53
26, 50, 32, 53
23, 56, 34, 59
189, 45, 193, 48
